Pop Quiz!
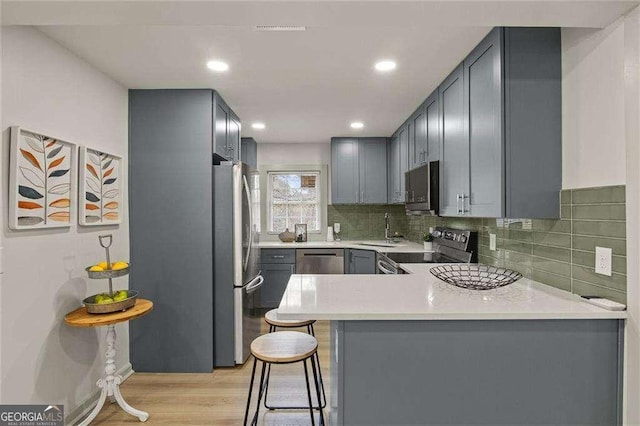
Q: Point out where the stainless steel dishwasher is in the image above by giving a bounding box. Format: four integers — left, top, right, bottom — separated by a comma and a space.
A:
296, 249, 345, 274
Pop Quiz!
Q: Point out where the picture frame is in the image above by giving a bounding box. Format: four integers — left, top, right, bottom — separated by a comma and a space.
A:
9, 126, 76, 230
79, 146, 122, 226
295, 223, 308, 242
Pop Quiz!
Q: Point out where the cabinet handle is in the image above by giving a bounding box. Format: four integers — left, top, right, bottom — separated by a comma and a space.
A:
272, 255, 285, 259
356, 191, 359, 203
456, 193, 462, 214
461, 193, 469, 214
361, 191, 364, 203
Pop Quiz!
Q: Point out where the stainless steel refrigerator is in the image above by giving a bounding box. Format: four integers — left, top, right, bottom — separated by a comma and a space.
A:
214, 162, 263, 366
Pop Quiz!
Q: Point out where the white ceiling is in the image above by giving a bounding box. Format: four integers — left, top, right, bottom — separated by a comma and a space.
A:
4, 0, 639, 144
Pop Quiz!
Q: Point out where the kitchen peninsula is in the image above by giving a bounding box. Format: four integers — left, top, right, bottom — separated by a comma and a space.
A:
277, 265, 626, 426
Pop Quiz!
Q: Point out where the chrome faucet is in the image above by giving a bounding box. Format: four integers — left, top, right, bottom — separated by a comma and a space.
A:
384, 212, 391, 242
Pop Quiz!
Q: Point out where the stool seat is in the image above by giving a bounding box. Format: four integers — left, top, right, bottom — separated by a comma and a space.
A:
251, 331, 317, 364
265, 309, 315, 328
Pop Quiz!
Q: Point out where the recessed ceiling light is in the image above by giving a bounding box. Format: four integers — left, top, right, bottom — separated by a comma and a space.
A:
374, 60, 396, 72
252, 122, 266, 130
207, 60, 229, 72
350, 122, 364, 129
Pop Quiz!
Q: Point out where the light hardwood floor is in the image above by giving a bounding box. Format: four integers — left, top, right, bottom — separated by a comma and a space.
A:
88, 321, 331, 425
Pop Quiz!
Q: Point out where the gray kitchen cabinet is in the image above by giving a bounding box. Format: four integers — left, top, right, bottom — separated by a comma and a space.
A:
331, 138, 360, 204
438, 64, 466, 217
129, 89, 215, 373
407, 89, 439, 170
228, 111, 241, 163
425, 91, 440, 163
387, 134, 400, 204
260, 249, 296, 308
439, 27, 561, 218
331, 320, 622, 425
345, 249, 376, 274
409, 105, 427, 169
260, 262, 296, 308
387, 126, 409, 204
359, 138, 388, 204
241, 137, 258, 168
213, 92, 241, 162
331, 137, 388, 204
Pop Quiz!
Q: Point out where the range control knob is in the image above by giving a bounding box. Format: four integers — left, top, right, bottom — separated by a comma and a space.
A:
460, 235, 468, 243
432, 230, 442, 238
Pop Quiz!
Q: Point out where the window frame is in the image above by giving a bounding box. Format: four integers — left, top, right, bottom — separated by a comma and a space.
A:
266, 170, 322, 235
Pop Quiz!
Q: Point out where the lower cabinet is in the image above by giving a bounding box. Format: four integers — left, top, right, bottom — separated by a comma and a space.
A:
345, 249, 376, 274
260, 262, 295, 308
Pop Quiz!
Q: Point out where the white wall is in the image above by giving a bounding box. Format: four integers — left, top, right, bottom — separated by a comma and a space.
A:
562, 21, 627, 189
0, 26, 129, 417
257, 142, 331, 166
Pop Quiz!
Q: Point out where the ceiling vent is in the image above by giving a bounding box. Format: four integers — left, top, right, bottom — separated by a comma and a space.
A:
254, 25, 307, 32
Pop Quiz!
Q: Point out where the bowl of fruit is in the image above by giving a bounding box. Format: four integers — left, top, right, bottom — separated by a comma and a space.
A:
86, 261, 130, 279
83, 290, 139, 314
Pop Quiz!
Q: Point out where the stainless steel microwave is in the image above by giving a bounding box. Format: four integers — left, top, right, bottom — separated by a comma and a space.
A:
405, 161, 439, 215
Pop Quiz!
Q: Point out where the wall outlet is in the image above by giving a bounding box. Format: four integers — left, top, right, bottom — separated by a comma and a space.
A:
522, 219, 532, 230
595, 247, 612, 276
489, 233, 497, 251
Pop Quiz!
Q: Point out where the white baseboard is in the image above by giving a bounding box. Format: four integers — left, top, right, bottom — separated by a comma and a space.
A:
65, 363, 134, 426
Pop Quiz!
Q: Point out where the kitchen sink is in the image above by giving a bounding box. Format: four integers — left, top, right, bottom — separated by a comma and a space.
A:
355, 242, 398, 248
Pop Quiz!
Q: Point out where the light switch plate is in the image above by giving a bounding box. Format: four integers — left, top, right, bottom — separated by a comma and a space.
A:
489, 234, 497, 251
595, 247, 612, 276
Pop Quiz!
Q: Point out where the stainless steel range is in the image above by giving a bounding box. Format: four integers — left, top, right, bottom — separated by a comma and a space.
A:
376, 227, 477, 274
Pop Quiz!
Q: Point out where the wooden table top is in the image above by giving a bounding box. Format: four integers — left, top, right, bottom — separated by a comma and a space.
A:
65, 299, 153, 328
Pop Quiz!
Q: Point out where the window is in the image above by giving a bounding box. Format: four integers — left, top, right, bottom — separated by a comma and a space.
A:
267, 171, 321, 233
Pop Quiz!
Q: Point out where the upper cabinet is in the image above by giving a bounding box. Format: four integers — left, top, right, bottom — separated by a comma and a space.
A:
391, 27, 561, 218
213, 92, 241, 163
241, 137, 258, 168
387, 126, 409, 204
438, 64, 467, 217
331, 137, 388, 204
441, 27, 561, 218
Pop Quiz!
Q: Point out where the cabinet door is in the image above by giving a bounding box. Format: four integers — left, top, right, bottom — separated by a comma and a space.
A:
260, 263, 295, 308
359, 138, 388, 204
213, 94, 229, 159
346, 249, 376, 274
398, 126, 409, 203
410, 108, 427, 169
425, 91, 440, 163
464, 27, 504, 217
438, 64, 468, 217
387, 135, 400, 204
228, 112, 241, 163
241, 137, 258, 168
331, 138, 360, 204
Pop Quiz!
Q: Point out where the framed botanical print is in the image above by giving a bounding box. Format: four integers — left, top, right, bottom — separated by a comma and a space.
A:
79, 146, 122, 226
9, 126, 76, 230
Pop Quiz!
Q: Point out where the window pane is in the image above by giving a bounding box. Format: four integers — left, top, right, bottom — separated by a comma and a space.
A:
272, 217, 287, 232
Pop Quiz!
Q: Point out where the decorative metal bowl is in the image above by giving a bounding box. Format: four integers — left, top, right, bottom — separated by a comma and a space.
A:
430, 264, 522, 290
83, 290, 138, 314
85, 265, 130, 279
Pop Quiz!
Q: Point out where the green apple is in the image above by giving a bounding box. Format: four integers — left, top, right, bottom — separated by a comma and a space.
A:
97, 296, 114, 304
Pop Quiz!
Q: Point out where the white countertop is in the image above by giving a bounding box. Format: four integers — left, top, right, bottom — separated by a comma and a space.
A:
277, 263, 627, 321
257, 239, 428, 253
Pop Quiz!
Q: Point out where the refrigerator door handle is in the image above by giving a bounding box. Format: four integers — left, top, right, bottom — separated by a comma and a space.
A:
245, 274, 264, 294
242, 174, 252, 272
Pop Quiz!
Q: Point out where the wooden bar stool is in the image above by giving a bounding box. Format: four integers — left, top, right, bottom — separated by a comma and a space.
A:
264, 309, 326, 410
243, 331, 325, 426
